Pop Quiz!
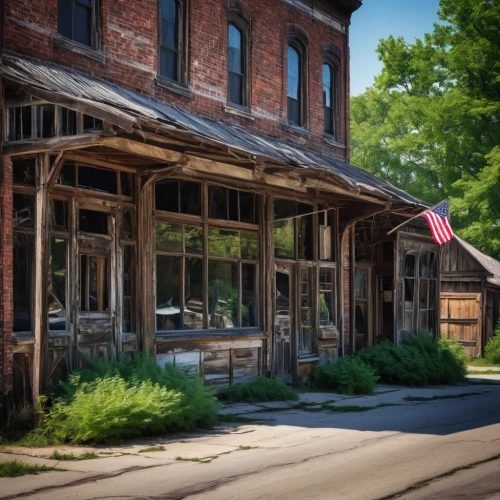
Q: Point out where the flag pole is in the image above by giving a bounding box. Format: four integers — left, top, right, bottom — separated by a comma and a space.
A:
386, 200, 445, 236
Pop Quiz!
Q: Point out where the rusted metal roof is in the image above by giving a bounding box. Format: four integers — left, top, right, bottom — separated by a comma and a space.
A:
1, 53, 426, 208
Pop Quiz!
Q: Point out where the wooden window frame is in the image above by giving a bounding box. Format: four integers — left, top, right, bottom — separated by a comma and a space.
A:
226, 12, 251, 110
157, 0, 188, 87
57, 0, 100, 50
154, 178, 261, 334
286, 28, 309, 129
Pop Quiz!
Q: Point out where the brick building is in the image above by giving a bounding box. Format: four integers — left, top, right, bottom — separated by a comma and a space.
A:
0, 0, 438, 407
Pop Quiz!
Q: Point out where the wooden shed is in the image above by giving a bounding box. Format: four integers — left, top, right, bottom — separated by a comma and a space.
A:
440, 237, 500, 357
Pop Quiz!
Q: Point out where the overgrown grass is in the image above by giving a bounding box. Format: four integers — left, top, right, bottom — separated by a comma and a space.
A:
0, 460, 57, 477
50, 450, 98, 461
468, 370, 500, 375
312, 357, 379, 394
0, 403, 34, 445
356, 333, 467, 386
217, 377, 298, 403
467, 358, 500, 367
22, 353, 219, 445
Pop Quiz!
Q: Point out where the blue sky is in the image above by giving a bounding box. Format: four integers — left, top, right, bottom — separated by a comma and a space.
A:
350, 0, 441, 96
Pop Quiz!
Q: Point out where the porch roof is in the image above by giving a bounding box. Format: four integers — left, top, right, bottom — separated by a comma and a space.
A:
2, 53, 426, 209
454, 237, 500, 288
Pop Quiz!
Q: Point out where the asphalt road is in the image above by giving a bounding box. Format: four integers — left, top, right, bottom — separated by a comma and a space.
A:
3, 385, 500, 500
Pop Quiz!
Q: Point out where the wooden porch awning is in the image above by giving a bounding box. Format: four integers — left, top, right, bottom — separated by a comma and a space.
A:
1, 53, 427, 210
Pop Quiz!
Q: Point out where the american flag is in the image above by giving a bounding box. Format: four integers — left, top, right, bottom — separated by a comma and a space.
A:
421, 200, 454, 245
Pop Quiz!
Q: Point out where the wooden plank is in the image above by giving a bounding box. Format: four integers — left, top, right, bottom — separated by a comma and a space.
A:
32, 154, 49, 409
100, 137, 184, 164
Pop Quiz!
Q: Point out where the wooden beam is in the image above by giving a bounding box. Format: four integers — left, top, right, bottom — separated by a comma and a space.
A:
63, 152, 138, 173
3, 133, 106, 157
32, 154, 49, 411
99, 137, 184, 164
47, 152, 66, 192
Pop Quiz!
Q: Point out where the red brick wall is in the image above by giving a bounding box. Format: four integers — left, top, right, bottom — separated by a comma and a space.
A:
0, 156, 14, 399
2, 0, 351, 159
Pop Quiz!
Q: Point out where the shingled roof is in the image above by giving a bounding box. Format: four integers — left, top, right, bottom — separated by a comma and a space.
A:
1, 53, 426, 208
455, 237, 500, 287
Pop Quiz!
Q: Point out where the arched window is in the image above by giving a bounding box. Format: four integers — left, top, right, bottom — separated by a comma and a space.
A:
228, 23, 245, 106
287, 45, 301, 126
322, 63, 336, 135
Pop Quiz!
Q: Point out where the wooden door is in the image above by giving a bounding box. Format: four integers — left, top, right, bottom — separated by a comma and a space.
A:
440, 292, 481, 358
76, 205, 116, 365
274, 265, 294, 382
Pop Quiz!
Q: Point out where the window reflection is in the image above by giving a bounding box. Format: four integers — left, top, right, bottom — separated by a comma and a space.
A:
48, 238, 67, 331
209, 260, 238, 328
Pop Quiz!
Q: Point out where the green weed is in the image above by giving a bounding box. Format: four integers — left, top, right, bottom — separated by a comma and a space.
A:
0, 460, 58, 477
138, 446, 166, 453
403, 392, 484, 402
468, 370, 500, 375
312, 357, 378, 394
217, 377, 298, 403
50, 450, 98, 461
485, 323, 500, 365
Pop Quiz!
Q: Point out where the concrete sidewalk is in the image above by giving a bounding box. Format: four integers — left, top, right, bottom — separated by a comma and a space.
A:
0, 381, 495, 500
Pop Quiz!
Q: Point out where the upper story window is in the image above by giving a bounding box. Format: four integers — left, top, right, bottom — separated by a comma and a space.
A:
158, 0, 187, 85
228, 23, 245, 106
287, 46, 302, 126
322, 63, 337, 136
58, 0, 96, 48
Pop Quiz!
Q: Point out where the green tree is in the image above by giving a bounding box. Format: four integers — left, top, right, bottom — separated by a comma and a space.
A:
351, 0, 500, 258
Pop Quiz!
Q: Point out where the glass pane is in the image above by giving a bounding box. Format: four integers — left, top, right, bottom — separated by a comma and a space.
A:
120, 172, 133, 197
160, 47, 178, 81
121, 208, 133, 239
61, 107, 77, 136
419, 279, 429, 309
78, 166, 117, 194
240, 191, 257, 224
180, 181, 202, 215
49, 199, 68, 231
287, 46, 300, 99
319, 213, 332, 260
405, 254, 415, 277
37, 105, 55, 138
228, 24, 242, 50
242, 263, 257, 327
74, 4, 91, 46
162, 20, 177, 48
319, 268, 335, 327
123, 246, 133, 333
208, 229, 239, 258
300, 267, 313, 354
185, 226, 203, 254
156, 255, 181, 330
429, 281, 436, 309
420, 251, 436, 278
184, 257, 204, 330
79, 209, 108, 235
57, 162, 76, 187
208, 260, 238, 328
13, 234, 33, 332
8, 107, 19, 141
229, 46, 243, 74
209, 185, 227, 219
324, 106, 333, 134
48, 239, 67, 331
287, 97, 300, 125
274, 220, 294, 259
13, 193, 35, 229
355, 302, 367, 335
322, 64, 331, 101
13, 158, 36, 186
22, 106, 32, 139
276, 271, 290, 314
229, 74, 243, 105
81, 255, 109, 312
161, 0, 177, 23
58, 0, 71, 38
228, 189, 239, 221
419, 310, 428, 331
155, 180, 179, 212
355, 270, 367, 299
404, 278, 414, 306
298, 211, 313, 260
156, 222, 183, 253
241, 232, 258, 260
83, 114, 103, 131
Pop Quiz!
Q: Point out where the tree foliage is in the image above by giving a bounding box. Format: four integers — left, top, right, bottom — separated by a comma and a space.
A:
351, 0, 500, 258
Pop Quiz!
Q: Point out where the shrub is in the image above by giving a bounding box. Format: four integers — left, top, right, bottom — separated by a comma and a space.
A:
312, 357, 378, 395
25, 353, 219, 444
218, 376, 298, 403
485, 323, 500, 364
357, 333, 467, 386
